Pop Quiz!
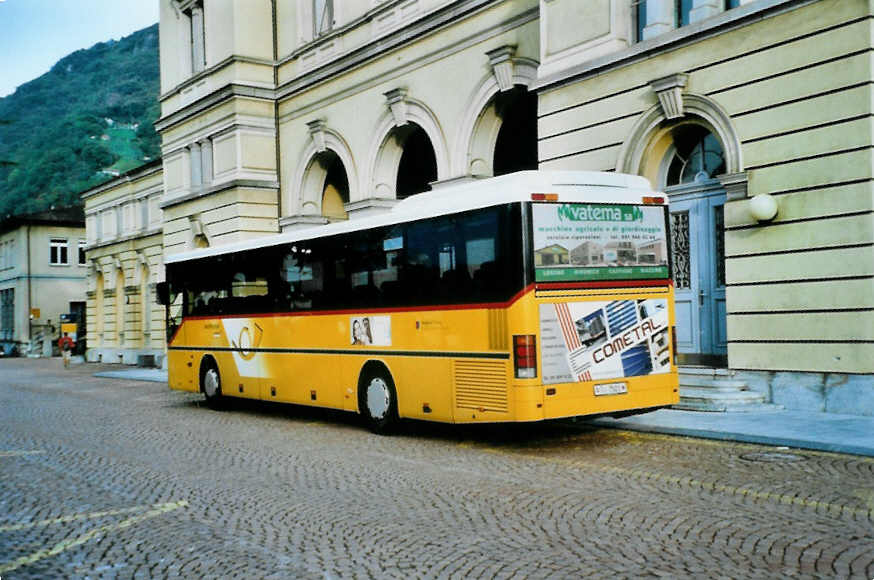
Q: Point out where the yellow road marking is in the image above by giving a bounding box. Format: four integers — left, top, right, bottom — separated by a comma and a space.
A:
468, 443, 874, 519
0, 450, 44, 458
0, 501, 187, 575
0, 504, 162, 533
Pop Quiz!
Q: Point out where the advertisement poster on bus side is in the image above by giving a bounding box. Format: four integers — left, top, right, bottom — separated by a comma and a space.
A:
539, 299, 670, 385
532, 202, 669, 282
350, 315, 391, 346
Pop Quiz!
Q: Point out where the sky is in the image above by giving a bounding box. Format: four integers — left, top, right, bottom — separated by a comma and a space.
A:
0, 0, 159, 97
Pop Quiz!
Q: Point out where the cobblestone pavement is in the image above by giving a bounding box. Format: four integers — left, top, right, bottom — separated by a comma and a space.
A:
1, 358, 872, 579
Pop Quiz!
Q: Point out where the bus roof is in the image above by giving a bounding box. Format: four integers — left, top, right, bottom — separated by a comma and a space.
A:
166, 170, 655, 265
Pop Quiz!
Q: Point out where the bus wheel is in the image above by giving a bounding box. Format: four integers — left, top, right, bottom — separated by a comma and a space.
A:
359, 368, 398, 434
201, 359, 223, 409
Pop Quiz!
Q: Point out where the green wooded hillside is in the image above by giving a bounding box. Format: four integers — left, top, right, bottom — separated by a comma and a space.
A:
0, 23, 160, 217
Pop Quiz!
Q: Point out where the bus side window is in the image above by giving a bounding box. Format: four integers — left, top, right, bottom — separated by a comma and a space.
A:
279, 244, 323, 311
460, 208, 500, 300
405, 219, 450, 304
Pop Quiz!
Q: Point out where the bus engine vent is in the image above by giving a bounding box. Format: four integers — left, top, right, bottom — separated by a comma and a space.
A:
488, 309, 508, 350
454, 360, 508, 413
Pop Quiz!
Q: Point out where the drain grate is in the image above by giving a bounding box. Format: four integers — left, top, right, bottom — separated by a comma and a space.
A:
740, 451, 805, 463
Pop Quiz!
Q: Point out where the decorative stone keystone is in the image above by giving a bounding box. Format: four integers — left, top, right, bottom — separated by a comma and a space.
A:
486, 45, 516, 92
650, 73, 689, 120
306, 119, 328, 153
384, 88, 409, 127
718, 172, 749, 202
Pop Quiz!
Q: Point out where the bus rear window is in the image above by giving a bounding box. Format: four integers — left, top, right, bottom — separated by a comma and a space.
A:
531, 202, 669, 282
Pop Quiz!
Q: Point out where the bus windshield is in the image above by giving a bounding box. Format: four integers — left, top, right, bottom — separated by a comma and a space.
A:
531, 202, 669, 283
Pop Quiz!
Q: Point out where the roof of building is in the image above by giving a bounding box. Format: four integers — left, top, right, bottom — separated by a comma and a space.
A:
0, 206, 85, 235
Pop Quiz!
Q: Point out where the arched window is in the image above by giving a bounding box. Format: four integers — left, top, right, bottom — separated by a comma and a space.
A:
665, 124, 726, 186
396, 124, 437, 199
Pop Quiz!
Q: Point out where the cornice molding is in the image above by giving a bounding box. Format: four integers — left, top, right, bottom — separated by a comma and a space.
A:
80, 162, 163, 201
160, 179, 280, 210
84, 229, 162, 253
155, 84, 275, 133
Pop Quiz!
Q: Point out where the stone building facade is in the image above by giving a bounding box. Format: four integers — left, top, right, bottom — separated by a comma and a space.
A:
82, 0, 874, 412
82, 161, 166, 365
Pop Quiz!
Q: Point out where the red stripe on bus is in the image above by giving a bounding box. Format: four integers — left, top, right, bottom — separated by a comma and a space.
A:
555, 303, 576, 349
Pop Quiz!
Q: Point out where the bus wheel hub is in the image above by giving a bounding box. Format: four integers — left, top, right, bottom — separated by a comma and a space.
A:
204, 369, 219, 397
366, 378, 389, 419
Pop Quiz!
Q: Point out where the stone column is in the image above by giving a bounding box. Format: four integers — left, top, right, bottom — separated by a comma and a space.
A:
189, 142, 202, 190
190, 5, 205, 73
200, 139, 213, 186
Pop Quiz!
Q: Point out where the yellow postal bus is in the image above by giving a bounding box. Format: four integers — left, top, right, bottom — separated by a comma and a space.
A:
158, 171, 678, 432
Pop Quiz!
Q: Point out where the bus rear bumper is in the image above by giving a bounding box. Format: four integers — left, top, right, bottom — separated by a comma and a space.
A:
516, 372, 679, 422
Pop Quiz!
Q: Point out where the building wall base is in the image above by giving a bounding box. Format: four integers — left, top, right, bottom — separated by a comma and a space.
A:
86, 347, 165, 368
735, 370, 874, 417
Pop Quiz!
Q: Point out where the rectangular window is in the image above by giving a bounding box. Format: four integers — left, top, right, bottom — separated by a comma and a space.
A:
633, 0, 646, 42
0, 288, 13, 340
677, 0, 694, 27
50, 238, 69, 265
78, 240, 87, 266
314, 0, 333, 36
725, 0, 740, 8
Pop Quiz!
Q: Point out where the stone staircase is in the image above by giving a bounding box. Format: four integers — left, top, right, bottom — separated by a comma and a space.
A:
675, 367, 782, 412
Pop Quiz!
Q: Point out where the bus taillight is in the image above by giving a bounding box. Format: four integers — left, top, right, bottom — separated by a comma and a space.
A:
671, 326, 678, 366
514, 335, 537, 379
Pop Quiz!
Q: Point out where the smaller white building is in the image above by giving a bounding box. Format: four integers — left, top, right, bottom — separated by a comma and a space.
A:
0, 208, 88, 357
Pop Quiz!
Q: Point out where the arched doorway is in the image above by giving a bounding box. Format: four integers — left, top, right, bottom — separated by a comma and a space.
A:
320, 151, 350, 219
660, 123, 727, 365
396, 123, 437, 199
492, 87, 538, 176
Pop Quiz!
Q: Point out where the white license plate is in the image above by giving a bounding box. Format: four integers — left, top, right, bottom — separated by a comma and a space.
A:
594, 382, 628, 396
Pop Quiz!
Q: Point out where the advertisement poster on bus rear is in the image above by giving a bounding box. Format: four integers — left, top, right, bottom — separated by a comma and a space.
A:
539, 299, 671, 385
532, 202, 669, 282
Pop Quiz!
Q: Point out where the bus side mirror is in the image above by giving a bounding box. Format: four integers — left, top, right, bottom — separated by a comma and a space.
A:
156, 282, 170, 306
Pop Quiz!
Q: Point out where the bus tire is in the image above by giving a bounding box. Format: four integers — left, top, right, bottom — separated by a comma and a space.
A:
358, 366, 398, 434
200, 358, 224, 409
